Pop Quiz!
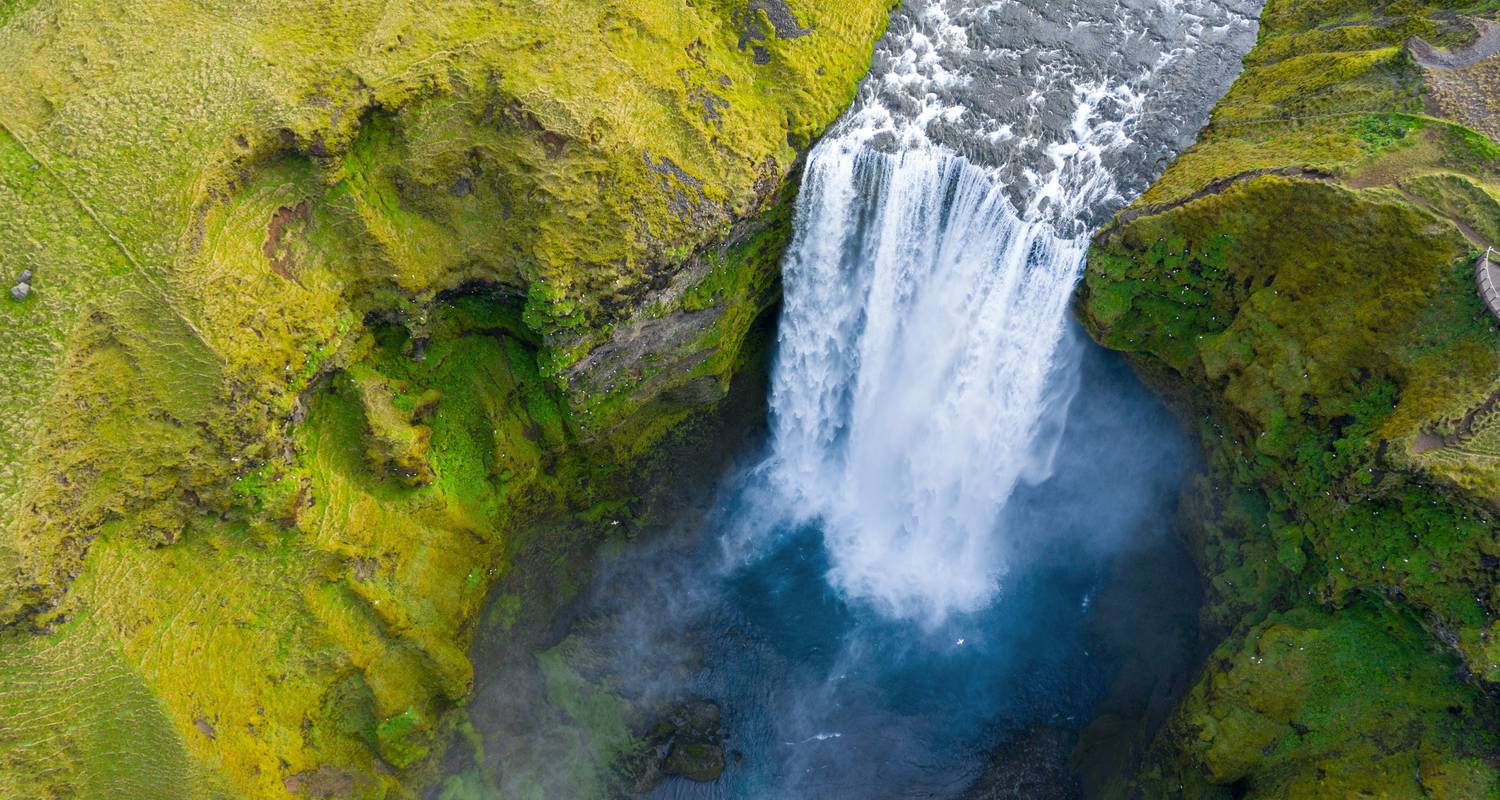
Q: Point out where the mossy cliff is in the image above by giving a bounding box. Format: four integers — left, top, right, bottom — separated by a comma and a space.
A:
0, 1, 892, 797
1078, 1, 1500, 796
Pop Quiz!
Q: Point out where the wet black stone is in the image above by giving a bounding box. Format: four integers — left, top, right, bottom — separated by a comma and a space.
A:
663, 740, 725, 783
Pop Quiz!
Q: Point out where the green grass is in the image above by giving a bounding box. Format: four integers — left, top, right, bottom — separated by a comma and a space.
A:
0, 0, 895, 795
1080, 1, 1500, 793
0, 618, 208, 800
1142, 602, 1500, 798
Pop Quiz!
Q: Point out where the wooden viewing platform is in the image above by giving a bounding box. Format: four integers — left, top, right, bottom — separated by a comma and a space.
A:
1478, 248, 1500, 323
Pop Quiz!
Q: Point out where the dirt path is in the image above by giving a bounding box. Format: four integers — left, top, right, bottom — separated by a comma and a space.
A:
1410, 19, 1500, 70
1412, 18, 1500, 142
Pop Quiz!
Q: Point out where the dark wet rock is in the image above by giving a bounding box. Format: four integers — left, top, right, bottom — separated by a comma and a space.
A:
732, 0, 810, 66
668, 699, 721, 738
750, 0, 811, 39
564, 307, 724, 396
664, 740, 725, 783
641, 699, 726, 785
10, 283, 29, 301
965, 726, 1082, 800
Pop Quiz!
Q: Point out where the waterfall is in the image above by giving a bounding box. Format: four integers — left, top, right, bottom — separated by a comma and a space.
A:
466, 1, 1264, 795
721, 0, 1258, 626
754, 142, 1086, 623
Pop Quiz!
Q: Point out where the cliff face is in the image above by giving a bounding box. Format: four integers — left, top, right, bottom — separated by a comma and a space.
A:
1079, 2, 1500, 796
0, 2, 892, 797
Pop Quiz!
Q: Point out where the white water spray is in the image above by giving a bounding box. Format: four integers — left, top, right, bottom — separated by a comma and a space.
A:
760, 143, 1088, 623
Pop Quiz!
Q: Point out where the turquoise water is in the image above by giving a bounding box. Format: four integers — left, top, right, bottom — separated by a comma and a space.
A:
529, 328, 1199, 799
458, 0, 1260, 785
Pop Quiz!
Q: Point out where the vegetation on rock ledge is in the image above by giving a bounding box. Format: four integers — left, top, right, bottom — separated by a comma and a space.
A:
1079, 1, 1500, 796
0, 1, 892, 797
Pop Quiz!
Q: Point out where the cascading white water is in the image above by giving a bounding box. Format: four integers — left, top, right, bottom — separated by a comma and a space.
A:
733, 0, 1259, 625
764, 143, 1087, 622
471, 2, 1263, 795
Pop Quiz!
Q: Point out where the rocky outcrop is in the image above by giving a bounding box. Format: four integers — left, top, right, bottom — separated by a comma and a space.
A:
1079, 3, 1500, 796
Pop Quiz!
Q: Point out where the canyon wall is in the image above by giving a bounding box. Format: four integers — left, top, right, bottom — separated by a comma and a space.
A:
1079, 3, 1500, 796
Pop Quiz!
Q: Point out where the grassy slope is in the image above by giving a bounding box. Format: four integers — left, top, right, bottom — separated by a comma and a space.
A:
0, 1, 890, 797
1079, 1, 1500, 796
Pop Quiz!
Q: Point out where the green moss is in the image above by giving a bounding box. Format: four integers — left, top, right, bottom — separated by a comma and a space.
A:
376, 708, 430, 769
1450, 122, 1500, 163
1080, 1, 1500, 792
435, 769, 489, 800
535, 646, 637, 790
0, 279, 779, 797
1139, 603, 1500, 799
1351, 112, 1422, 153
1088, 174, 1500, 664
0, 0, 895, 794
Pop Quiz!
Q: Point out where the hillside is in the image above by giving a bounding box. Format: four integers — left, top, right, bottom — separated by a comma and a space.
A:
1079, 2, 1500, 795
0, 2, 892, 797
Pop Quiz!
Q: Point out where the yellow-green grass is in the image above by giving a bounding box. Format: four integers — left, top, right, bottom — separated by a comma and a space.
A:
0, 0, 893, 795
1080, 0, 1500, 793
1139, 602, 1500, 799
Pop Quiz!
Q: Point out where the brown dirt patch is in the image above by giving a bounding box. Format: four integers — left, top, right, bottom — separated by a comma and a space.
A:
1414, 19, 1500, 141
263, 200, 310, 281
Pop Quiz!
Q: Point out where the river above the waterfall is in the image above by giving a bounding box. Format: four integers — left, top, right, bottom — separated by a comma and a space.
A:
461, 0, 1262, 796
